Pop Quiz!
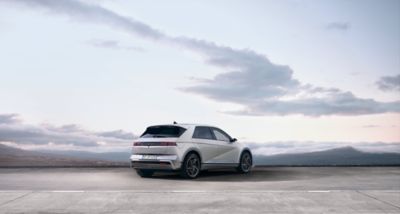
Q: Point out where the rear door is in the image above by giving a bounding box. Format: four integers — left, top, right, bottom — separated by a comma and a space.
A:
209, 127, 240, 163
191, 126, 221, 163
192, 126, 238, 164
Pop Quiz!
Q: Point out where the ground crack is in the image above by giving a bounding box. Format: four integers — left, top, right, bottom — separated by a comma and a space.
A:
356, 190, 400, 210
0, 191, 32, 207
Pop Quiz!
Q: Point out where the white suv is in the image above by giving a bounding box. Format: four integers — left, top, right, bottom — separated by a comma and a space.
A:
130, 123, 253, 178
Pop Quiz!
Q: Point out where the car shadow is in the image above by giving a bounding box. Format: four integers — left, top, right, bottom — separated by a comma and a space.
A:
149, 167, 329, 182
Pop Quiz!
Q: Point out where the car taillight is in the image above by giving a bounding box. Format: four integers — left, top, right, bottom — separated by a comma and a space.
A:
132, 142, 176, 146
159, 142, 177, 146
133, 142, 143, 146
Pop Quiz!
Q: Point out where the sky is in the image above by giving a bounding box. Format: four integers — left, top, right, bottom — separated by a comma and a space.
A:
0, 0, 399, 153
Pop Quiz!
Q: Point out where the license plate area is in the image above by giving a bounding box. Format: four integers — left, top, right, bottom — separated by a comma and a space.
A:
142, 155, 158, 160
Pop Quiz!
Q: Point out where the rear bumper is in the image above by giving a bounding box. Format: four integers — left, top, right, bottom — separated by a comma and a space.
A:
130, 154, 181, 170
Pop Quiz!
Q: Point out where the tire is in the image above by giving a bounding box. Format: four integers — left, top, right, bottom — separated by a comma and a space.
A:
180, 153, 201, 179
136, 169, 154, 177
237, 151, 252, 173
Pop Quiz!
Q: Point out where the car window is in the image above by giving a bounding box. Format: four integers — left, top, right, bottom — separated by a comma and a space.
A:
192, 126, 215, 140
212, 128, 231, 142
141, 125, 186, 138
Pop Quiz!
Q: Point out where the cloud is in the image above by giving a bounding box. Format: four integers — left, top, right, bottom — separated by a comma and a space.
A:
180, 44, 300, 103
0, 113, 136, 151
87, 39, 144, 52
2, 0, 399, 116
96, 129, 136, 140
247, 141, 400, 156
225, 91, 400, 116
3, 0, 165, 40
0, 114, 20, 124
325, 22, 350, 31
376, 74, 400, 92
184, 69, 400, 116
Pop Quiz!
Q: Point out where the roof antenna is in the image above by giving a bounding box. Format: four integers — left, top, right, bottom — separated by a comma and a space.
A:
173, 121, 177, 124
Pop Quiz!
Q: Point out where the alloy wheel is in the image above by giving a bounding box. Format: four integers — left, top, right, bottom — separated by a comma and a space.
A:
185, 154, 200, 178
241, 152, 252, 172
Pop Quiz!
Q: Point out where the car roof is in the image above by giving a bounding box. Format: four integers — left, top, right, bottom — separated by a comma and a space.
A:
149, 123, 213, 129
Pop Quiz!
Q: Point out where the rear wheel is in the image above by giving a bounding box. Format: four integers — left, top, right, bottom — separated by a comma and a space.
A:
180, 153, 201, 179
237, 151, 252, 173
136, 169, 154, 177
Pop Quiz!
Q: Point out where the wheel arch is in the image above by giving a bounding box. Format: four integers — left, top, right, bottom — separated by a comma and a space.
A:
240, 147, 253, 161
182, 148, 202, 164
242, 147, 252, 156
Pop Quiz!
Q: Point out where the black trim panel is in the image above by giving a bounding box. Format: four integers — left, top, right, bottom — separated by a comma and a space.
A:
202, 162, 238, 170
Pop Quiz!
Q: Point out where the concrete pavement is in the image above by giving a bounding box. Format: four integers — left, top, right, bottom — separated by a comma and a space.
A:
0, 167, 399, 213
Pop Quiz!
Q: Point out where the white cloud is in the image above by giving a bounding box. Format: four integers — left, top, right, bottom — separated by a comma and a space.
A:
2, 0, 400, 116
1, 114, 399, 154
0, 113, 136, 151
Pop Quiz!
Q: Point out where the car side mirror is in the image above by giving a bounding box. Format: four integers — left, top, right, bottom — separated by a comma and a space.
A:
230, 138, 237, 143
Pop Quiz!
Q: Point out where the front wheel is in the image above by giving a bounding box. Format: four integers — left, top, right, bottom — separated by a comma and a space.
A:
237, 151, 252, 173
136, 169, 154, 177
180, 153, 201, 179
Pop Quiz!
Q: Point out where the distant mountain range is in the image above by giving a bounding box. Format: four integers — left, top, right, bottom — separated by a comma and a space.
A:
0, 144, 399, 167
0, 144, 128, 167
254, 146, 400, 166
36, 149, 131, 162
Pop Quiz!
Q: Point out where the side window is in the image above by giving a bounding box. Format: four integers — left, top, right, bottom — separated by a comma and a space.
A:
193, 126, 215, 140
212, 128, 230, 142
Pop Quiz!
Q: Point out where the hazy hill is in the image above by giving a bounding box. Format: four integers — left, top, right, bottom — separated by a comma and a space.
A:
255, 146, 400, 166
1, 144, 399, 167
0, 144, 128, 167
36, 149, 131, 162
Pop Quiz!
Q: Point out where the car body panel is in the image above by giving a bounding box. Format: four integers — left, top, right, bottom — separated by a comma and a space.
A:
130, 124, 252, 171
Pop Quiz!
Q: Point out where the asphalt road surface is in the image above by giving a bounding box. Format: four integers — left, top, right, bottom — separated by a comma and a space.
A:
0, 167, 399, 213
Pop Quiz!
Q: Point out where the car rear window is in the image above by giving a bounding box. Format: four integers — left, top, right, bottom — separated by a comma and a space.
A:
140, 125, 186, 138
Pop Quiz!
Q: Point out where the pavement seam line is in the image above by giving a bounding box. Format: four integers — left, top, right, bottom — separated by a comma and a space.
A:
1, 190, 399, 193
356, 190, 400, 210
0, 191, 32, 207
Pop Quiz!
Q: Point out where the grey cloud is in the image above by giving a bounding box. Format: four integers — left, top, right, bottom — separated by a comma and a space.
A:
325, 22, 350, 31
5, 0, 165, 40
184, 70, 400, 116
96, 130, 136, 140
226, 92, 400, 116
0, 113, 136, 148
376, 74, 400, 92
0, 114, 20, 124
176, 38, 301, 103
3, 0, 399, 116
44, 124, 83, 133
87, 39, 144, 52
